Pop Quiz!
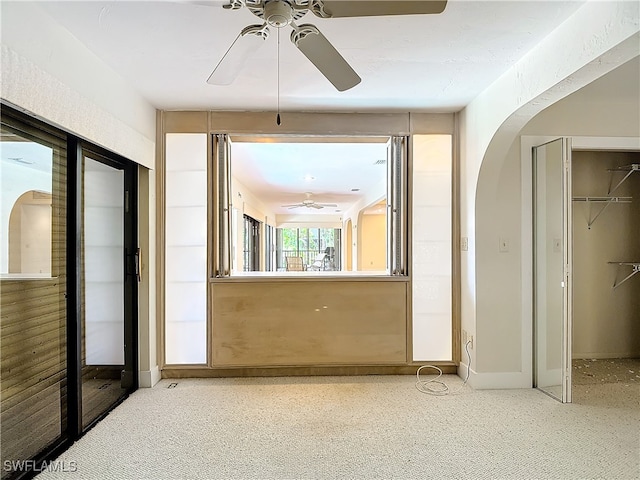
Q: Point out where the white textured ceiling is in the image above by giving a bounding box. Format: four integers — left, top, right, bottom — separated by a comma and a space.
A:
36, 0, 585, 112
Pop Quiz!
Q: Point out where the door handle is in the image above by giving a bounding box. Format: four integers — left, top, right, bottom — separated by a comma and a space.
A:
126, 248, 141, 282
134, 248, 141, 282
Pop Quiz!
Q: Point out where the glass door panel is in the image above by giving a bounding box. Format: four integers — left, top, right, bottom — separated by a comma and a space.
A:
533, 138, 572, 402
0, 117, 67, 476
81, 156, 127, 428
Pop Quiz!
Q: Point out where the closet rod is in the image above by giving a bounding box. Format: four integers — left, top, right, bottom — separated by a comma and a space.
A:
572, 196, 631, 202
607, 163, 639, 195
608, 262, 640, 289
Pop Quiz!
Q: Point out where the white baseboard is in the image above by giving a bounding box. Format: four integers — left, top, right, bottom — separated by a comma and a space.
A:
139, 365, 161, 388
459, 363, 531, 389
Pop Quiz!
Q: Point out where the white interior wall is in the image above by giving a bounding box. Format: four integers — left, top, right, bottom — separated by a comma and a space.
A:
460, 1, 638, 388
231, 176, 277, 227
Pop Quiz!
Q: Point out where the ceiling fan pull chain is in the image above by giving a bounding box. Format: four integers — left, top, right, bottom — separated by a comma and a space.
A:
276, 26, 281, 126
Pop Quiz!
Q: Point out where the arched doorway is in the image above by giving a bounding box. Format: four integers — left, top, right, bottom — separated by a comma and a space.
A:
8, 190, 52, 274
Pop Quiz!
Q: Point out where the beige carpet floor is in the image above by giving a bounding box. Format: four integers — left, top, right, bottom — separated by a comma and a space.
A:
37, 374, 639, 480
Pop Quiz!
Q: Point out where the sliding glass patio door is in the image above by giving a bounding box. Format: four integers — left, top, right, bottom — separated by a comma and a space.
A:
76, 148, 138, 431
1, 106, 139, 478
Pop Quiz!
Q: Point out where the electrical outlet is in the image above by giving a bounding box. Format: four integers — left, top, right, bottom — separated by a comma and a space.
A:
469, 335, 474, 349
461, 236, 468, 251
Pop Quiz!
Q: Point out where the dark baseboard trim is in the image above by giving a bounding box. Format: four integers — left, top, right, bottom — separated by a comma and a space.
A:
161, 363, 458, 378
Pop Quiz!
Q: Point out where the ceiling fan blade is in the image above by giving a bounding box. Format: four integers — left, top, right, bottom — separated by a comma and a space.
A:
314, 0, 447, 18
316, 203, 338, 208
310, 204, 324, 209
282, 203, 303, 207
291, 24, 361, 92
178, 1, 231, 6
207, 24, 269, 85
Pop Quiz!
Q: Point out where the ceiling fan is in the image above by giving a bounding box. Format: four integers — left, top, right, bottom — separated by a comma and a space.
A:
282, 192, 338, 209
206, 0, 448, 91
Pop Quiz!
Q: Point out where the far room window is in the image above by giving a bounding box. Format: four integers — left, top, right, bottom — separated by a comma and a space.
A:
276, 227, 341, 271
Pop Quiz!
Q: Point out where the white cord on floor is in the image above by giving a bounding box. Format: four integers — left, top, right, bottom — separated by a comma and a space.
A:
415, 340, 472, 396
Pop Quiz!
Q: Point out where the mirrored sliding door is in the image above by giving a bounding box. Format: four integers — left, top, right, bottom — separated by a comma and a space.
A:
533, 138, 572, 403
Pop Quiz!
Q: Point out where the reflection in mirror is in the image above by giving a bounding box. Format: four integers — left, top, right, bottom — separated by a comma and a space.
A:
1, 129, 53, 277
0, 114, 67, 467
534, 140, 565, 401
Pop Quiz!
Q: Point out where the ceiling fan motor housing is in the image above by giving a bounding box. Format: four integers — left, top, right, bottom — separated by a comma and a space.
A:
250, 1, 307, 28
266, 1, 292, 27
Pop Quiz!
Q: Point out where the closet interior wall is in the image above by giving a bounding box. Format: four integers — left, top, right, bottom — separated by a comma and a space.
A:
572, 150, 640, 360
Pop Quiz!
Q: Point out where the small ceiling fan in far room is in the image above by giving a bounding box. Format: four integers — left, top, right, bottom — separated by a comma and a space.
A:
282, 192, 338, 209
205, 0, 448, 91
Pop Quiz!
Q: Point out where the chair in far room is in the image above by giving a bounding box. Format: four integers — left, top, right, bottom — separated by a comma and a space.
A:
309, 253, 327, 271
285, 256, 305, 271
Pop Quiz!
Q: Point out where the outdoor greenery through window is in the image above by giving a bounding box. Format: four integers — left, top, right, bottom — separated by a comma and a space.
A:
276, 228, 341, 271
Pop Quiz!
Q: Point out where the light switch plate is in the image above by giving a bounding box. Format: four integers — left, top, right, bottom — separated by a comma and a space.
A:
499, 237, 509, 253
